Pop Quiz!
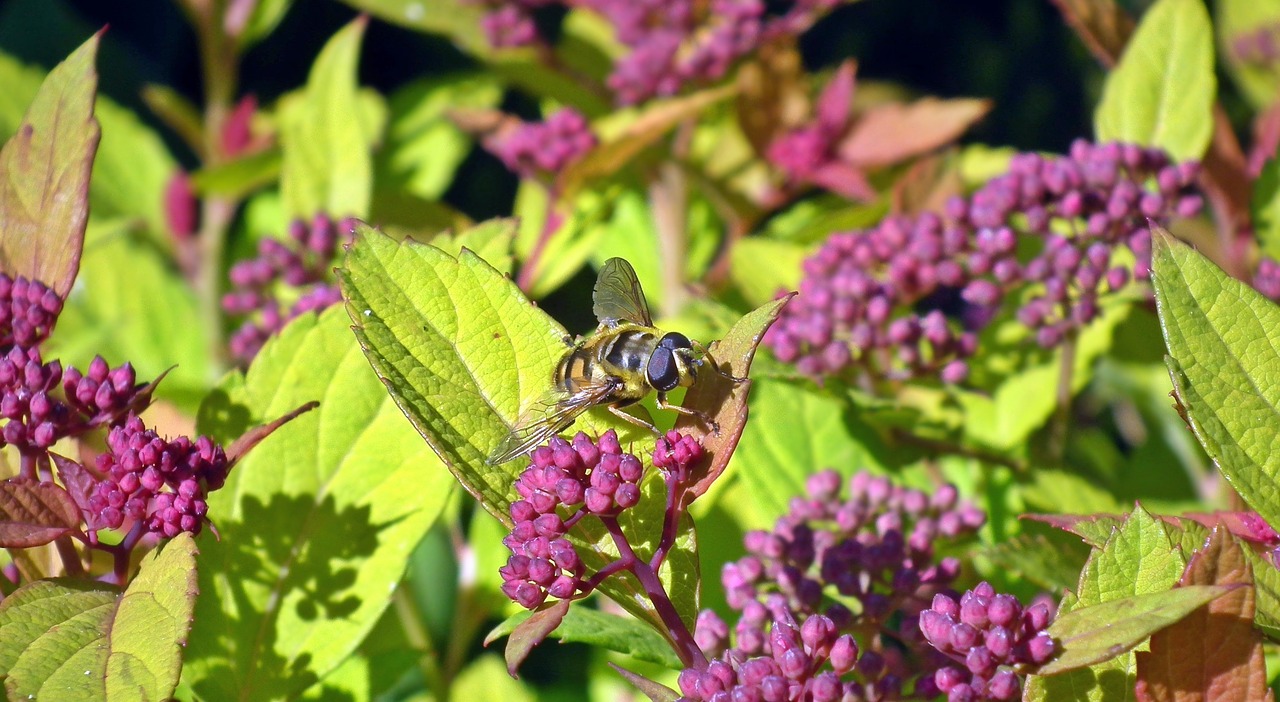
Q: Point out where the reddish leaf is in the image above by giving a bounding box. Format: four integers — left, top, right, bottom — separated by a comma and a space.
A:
1049, 0, 1134, 67
49, 454, 95, 516
1136, 527, 1271, 702
1250, 102, 1280, 178
610, 663, 680, 702
677, 294, 792, 501
815, 61, 856, 136
225, 401, 320, 468
504, 598, 570, 678
891, 153, 964, 215
808, 161, 875, 201
0, 32, 101, 298
0, 478, 80, 547
838, 98, 991, 169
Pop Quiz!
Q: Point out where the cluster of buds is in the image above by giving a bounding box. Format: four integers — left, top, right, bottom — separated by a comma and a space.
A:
0, 270, 234, 549
487, 109, 597, 181
680, 611, 862, 701
683, 469, 986, 699
0, 275, 62, 349
86, 414, 229, 540
223, 213, 355, 365
469, 0, 841, 104
765, 140, 1203, 385
919, 583, 1057, 701
500, 430, 644, 608
499, 429, 708, 611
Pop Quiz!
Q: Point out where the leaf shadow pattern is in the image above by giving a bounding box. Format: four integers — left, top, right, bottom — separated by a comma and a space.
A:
187, 491, 382, 701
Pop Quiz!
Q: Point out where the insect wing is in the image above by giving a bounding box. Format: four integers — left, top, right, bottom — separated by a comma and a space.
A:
487, 379, 618, 465
592, 258, 653, 327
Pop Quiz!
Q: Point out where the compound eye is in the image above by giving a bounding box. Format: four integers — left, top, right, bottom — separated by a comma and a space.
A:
646, 348, 680, 391
659, 331, 692, 350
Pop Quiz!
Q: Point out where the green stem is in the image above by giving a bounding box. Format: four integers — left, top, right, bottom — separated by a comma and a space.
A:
392, 587, 448, 700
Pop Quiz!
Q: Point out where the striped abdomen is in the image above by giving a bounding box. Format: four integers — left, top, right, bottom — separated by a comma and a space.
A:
554, 327, 657, 402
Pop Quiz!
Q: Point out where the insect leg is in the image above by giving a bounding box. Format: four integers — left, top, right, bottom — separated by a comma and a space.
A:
607, 404, 663, 436
656, 392, 720, 434
694, 341, 748, 383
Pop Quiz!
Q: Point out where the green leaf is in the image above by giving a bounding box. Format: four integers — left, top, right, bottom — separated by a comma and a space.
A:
1093, 0, 1215, 161
430, 216, 516, 275
1254, 152, 1280, 261
732, 378, 887, 521
452, 654, 536, 701
0, 478, 80, 548
488, 605, 683, 670
1037, 585, 1238, 675
0, 535, 197, 701
237, 0, 294, 48
1150, 229, 1280, 531
1217, 0, 1280, 108
45, 228, 210, 411
381, 73, 502, 200
339, 225, 704, 637
0, 579, 118, 698
729, 237, 807, 307
1025, 506, 1186, 699
182, 308, 453, 701
90, 92, 177, 238
1080, 506, 1184, 604
513, 183, 614, 299
978, 533, 1087, 593
280, 17, 376, 220
189, 148, 282, 200
0, 32, 99, 297
104, 535, 199, 700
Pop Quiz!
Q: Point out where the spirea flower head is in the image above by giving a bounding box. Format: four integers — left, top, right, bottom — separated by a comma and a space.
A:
679, 611, 865, 701
0, 345, 68, 451
500, 429, 644, 609
224, 213, 357, 365
87, 413, 230, 541
765, 140, 1203, 385
919, 583, 1057, 701
470, 0, 842, 104
488, 108, 597, 181
0, 273, 63, 350
683, 469, 985, 699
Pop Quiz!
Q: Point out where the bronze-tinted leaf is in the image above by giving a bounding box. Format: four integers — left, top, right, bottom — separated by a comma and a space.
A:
838, 97, 991, 169
677, 294, 792, 501
504, 598, 570, 678
0, 32, 101, 297
1135, 527, 1270, 701
0, 478, 80, 548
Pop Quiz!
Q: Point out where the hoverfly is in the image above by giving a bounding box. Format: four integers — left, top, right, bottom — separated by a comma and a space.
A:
487, 258, 738, 465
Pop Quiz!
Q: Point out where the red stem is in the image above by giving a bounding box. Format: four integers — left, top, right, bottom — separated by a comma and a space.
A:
600, 515, 707, 669
516, 196, 565, 294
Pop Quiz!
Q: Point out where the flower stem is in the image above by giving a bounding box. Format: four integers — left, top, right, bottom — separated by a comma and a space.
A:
601, 515, 707, 669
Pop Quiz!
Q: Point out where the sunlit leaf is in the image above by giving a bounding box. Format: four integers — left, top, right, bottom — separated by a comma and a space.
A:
0, 535, 197, 701
182, 308, 451, 700
280, 17, 376, 220
0, 32, 99, 297
1094, 0, 1215, 160
1151, 228, 1280, 531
